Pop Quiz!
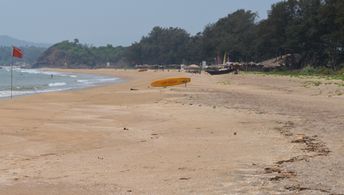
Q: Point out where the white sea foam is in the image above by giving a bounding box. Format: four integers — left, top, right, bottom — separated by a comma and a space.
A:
1, 67, 11, 72
17, 69, 41, 74
48, 82, 67, 87
95, 78, 119, 82
0, 88, 73, 98
17, 69, 69, 77
77, 78, 118, 85
77, 79, 91, 83
0, 90, 33, 98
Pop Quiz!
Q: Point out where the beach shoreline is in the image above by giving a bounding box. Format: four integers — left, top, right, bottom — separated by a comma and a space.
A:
0, 69, 343, 194
0, 68, 122, 99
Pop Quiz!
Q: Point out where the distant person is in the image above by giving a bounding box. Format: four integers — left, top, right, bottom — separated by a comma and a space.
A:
51, 74, 54, 78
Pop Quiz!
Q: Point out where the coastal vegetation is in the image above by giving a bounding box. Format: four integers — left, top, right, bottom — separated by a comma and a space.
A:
35, 0, 343, 71
257, 65, 344, 81
34, 39, 126, 68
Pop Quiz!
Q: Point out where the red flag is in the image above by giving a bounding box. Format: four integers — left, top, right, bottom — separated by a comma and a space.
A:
12, 47, 23, 58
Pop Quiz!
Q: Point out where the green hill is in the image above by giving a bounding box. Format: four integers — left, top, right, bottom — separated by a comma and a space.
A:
34, 40, 127, 68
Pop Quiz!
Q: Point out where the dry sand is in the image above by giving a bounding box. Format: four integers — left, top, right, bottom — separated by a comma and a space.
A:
0, 69, 343, 194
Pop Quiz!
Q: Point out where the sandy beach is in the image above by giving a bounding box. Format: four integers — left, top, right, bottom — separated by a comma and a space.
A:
0, 69, 343, 194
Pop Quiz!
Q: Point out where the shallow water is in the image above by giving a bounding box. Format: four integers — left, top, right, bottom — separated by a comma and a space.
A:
0, 66, 120, 98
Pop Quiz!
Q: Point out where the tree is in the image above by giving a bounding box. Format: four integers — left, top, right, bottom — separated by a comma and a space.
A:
73, 38, 79, 45
126, 26, 191, 65
202, 10, 258, 62
35, 1, 344, 69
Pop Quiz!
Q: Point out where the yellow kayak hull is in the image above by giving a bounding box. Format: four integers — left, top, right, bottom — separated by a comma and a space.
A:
151, 77, 191, 87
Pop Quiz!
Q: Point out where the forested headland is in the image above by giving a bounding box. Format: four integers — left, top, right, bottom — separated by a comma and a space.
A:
34, 39, 126, 68
35, 0, 344, 71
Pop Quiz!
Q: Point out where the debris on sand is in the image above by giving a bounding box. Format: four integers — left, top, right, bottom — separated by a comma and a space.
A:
179, 177, 191, 181
274, 121, 294, 137
275, 155, 310, 165
291, 134, 305, 143
285, 184, 331, 193
264, 167, 297, 181
270, 171, 296, 181
291, 135, 330, 155
264, 167, 281, 174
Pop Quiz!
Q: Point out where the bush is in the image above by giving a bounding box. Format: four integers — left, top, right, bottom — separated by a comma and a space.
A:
337, 67, 344, 75
300, 65, 316, 75
316, 67, 335, 75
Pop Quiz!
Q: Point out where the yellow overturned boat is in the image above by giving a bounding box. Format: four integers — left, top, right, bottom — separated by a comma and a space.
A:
151, 77, 191, 87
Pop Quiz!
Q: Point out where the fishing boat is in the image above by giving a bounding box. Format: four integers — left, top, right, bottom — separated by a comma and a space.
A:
205, 67, 235, 75
205, 52, 238, 75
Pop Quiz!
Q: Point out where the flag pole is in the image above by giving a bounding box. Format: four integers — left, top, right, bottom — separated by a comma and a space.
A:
11, 54, 13, 99
11, 46, 23, 99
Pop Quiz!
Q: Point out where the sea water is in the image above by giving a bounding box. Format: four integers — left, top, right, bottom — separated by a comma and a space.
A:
0, 66, 120, 98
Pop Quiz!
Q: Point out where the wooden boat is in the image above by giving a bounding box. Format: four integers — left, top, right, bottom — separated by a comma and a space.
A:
205, 67, 235, 75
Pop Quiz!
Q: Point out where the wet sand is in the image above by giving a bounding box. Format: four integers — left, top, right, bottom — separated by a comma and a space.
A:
0, 69, 343, 194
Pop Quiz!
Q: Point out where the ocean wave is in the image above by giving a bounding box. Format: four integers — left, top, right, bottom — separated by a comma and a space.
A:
48, 82, 67, 87
1, 67, 11, 72
16, 69, 41, 74
0, 88, 73, 98
16, 69, 69, 77
77, 79, 91, 83
0, 90, 33, 98
77, 78, 118, 85
95, 78, 119, 82
0, 69, 120, 98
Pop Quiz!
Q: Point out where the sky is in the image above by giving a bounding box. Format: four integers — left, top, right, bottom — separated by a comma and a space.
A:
0, 0, 281, 46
